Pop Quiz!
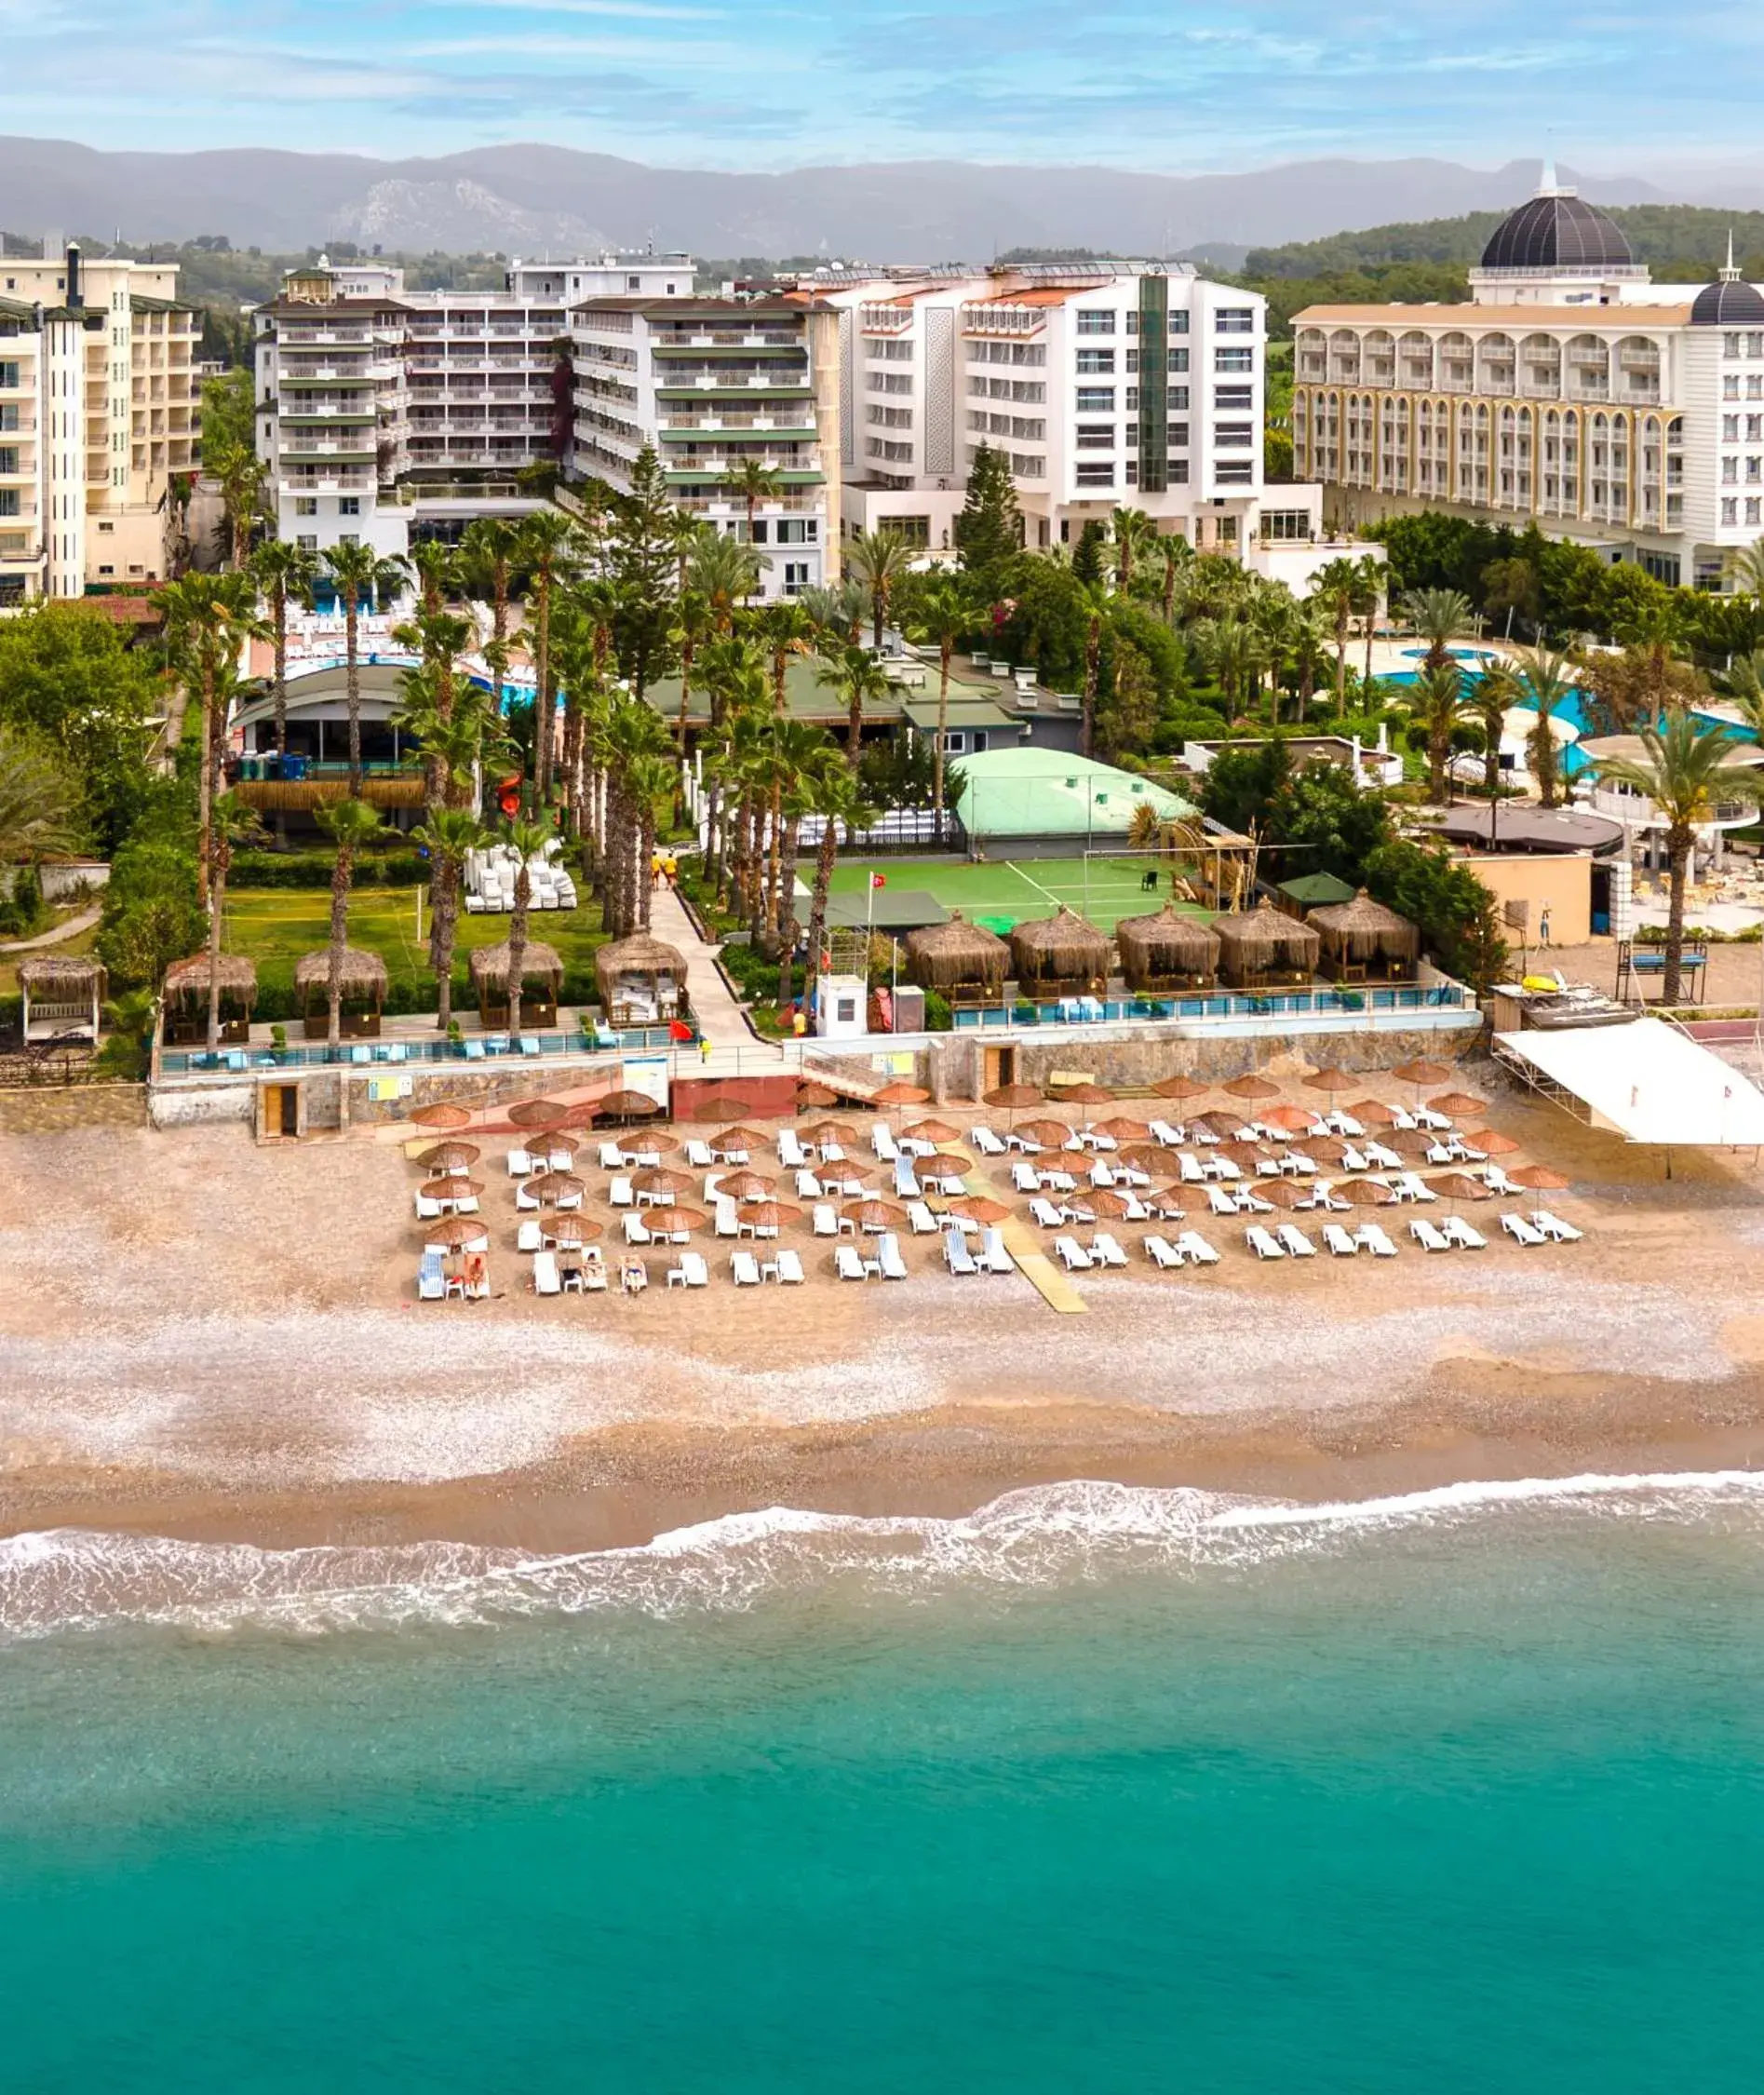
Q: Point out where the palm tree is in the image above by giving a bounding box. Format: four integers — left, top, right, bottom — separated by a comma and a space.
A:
411, 805, 487, 1033
844, 530, 913, 650
323, 541, 407, 796
154, 571, 264, 903
1512, 643, 1580, 810
1193, 615, 1270, 728
1077, 578, 1114, 759
802, 751, 879, 1010
209, 440, 268, 569
1411, 661, 1469, 804
815, 642, 895, 767
315, 797, 382, 1047
402, 538, 460, 617
768, 719, 832, 1007
391, 605, 475, 817
1399, 587, 1476, 673
204, 791, 263, 1052
905, 570, 970, 837
1158, 532, 1195, 622
497, 816, 553, 1038
1470, 659, 1521, 797
1592, 716, 1758, 1001
1727, 535, 1764, 601
248, 538, 319, 760
1309, 557, 1364, 710
460, 516, 522, 713
1110, 507, 1159, 595
1356, 555, 1385, 688
727, 458, 785, 543
688, 528, 765, 632
0, 724, 79, 867
514, 509, 582, 810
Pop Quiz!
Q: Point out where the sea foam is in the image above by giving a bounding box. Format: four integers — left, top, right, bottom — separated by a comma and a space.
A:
6, 1471, 1764, 1642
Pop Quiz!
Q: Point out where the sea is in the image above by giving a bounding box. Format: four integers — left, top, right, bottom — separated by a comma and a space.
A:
5, 1473, 1764, 2094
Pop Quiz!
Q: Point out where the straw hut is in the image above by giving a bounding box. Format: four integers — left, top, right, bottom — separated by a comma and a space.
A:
1212, 900, 1320, 992
905, 912, 1009, 1004
1307, 890, 1421, 986
293, 945, 388, 1039
1007, 907, 1112, 999
19, 954, 106, 1046
1114, 905, 1220, 994
162, 953, 256, 1046
468, 940, 564, 1030
595, 933, 687, 1028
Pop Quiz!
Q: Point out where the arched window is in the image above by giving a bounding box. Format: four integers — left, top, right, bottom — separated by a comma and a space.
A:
1519, 333, 1562, 399
1476, 332, 1516, 394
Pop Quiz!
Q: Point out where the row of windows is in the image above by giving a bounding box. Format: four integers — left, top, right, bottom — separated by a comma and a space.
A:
1720, 456, 1764, 484
1074, 422, 1193, 449
1072, 308, 1194, 336
969, 341, 1048, 367
1725, 335, 1764, 360
1073, 347, 1199, 376
1074, 385, 1191, 413
1723, 497, 1764, 524
866, 339, 915, 362
1722, 374, 1764, 399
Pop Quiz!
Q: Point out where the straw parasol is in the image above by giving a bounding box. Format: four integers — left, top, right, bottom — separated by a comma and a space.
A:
1115, 904, 1219, 993
799, 1119, 854, 1146
418, 1216, 491, 1251
417, 1177, 484, 1202
1345, 1098, 1399, 1127
411, 1102, 474, 1130
1262, 1103, 1319, 1136
717, 1169, 777, 1201
1394, 1059, 1452, 1088
1222, 1075, 1280, 1102
1093, 1115, 1151, 1142
905, 912, 1010, 998
526, 1170, 587, 1205
795, 1082, 839, 1111
1388, 1126, 1442, 1158
549, 1215, 606, 1247
873, 1080, 931, 1109
740, 1201, 792, 1233
947, 1196, 1012, 1226
906, 1116, 963, 1145
1052, 1080, 1115, 1107
1429, 1091, 1487, 1118
1118, 1144, 1172, 1175
416, 1141, 481, 1171
842, 1199, 907, 1233
1143, 1185, 1189, 1218
1510, 1164, 1571, 1192
1017, 1117, 1073, 1148
1252, 1180, 1308, 1212
633, 1167, 696, 1198
689, 1093, 748, 1123
507, 1098, 572, 1130
1187, 1116, 1223, 1143
1463, 1129, 1521, 1157
1306, 1137, 1354, 1170
1085, 1188, 1144, 1220
1008, 905, 1112, 994
1151, 1075, 1210, 1102
1429, 1172, 1495, 1204
1334, 1179, 1398, 1208
710, 1124, 768, 1150
983, 1082, 1044, 1111
649, 1206, 707, 1236
1303, 1066, 1357, 1097
595, 1088, 664, 1119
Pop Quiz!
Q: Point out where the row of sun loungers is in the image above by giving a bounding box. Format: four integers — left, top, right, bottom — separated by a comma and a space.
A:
838, 1234, 911, 1282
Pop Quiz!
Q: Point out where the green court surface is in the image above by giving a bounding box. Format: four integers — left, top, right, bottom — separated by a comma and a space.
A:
825, 857, 1209, 935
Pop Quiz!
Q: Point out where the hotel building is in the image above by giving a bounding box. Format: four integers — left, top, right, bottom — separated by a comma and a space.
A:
1291, 173, 1764, 589
0, 242, 199, 603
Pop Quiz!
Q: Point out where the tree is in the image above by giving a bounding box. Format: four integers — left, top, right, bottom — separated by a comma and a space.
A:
322, 542, 407, 795
1071, 520, 1108, 587
1592, 715, 1757, 1002
154, 571, 264, 902
1076, 578, 1113, 759
1581, 603, 1703, 732
1511, 644, 1580, 810
1096, 637, 1158, 763
198, 367, 254, 468
728, 458, 785, 542
1726, 534, 1764, 601
802, 753, 878, 1009
499, 816, 554, 1037
815, 642, 895, 767
203, 791, 263, 1051
209, 439, 268, 569
843, 530, 912, 649
412, 805, 487, 1033
904, 570, 970, 837
0, 724, 79, 866
1469, 660, 1521, 796
1398, 587, 1476, 672
1110, 507, 1159, 595
688, 528, 765, 632
403, 538, 461, 618
1410, 661, 1469, 804
460, 516, 522, 714
514, 508, 582, 810
603, 446, 680, 703
954, 442, 1022, 585
315, 797, 382, 1047
1309, 557, 1364, 709
1158, 532, 1194, 622
248, 537, 319, 760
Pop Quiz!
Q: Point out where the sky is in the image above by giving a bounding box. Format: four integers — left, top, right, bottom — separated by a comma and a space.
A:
4, 0, 1763, 174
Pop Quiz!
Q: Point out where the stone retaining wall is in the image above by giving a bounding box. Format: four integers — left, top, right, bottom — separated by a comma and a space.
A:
0, 1083, 148, 1135
148, 1082, 255, 1129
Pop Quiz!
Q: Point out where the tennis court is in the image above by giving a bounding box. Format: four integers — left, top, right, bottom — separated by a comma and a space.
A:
825, 857, 1212, 935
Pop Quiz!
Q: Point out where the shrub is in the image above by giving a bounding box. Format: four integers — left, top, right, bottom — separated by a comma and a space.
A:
922, 989, 952, 1032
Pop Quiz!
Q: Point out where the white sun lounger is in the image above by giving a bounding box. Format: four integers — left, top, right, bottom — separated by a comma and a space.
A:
1235, 1186, 1274, 1215
732, 1250, 762, 1287
532, 1251, 562, 1296
1323, 1223, 1359, 1257
1246, 1224, 1286, 1260
1144, 1235, 1183, 1271
684, 1139, 715, 1170
980, 1227, 1016, 1275
1092, 1232, 1129, 1270
1276, 1223, 1318, 1258
1481, 1166, 1519, 1197
417, 1251, 447, 1301
1414, 1106, 1452, 1132
879, 1233, 909, 1280
1501, 1211, 1548, 1247
1177, 1152, 1206, 1184
1206, 1183, 1240, 1218
1029, 1196, 1065, 1230
872, 1124, 900, 1162
714, 1197, 739, 1238
812, 1202, 839, 1237
1441, 1216, 1488, 1250
671, 1252, 709, 1290
1355, 1223, 1399, 1258
970, 1126, 1007, 1156
622, 1212, 653, 1245
1363, 1142, 1403, 1171
517, 1219, 544, 1253
1323, 1112, 1365, 1139
1409, 1217, 1453, 1252
944, 1231, 981, 1277
894, 1157, 923, 1199
415, 1190, 445, 1220
1395, 1173, 1438, 1203
512, 1183, 541, 1212
792, 1169, 823, 1200
608, 1176, 634, 1209
1389, 1106, 1418, 1130
907, 1200, 939, 1237
1150, 1120, 1184, 1148
599, 1141, 625, 1171
1012, 1161, 1042, 1196
1053, 1235, 1093, 1272
777, 1131, 809, 1168
1175, 1230, 1221, 1266
1532, 1210, 1583, 1243
506, 1148, 535, 1178
836, 1244, 867, 1281
775, 1249, 806, 1285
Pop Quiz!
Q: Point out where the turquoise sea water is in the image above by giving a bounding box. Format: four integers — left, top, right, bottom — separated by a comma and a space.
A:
5, 1479, 1764, 2093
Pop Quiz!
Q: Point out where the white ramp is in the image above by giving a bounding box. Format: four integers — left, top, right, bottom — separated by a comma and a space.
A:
1494, 1019, 1764, 1146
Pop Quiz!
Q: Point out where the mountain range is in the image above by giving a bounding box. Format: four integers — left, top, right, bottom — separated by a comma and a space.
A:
0, 135, 1707, 263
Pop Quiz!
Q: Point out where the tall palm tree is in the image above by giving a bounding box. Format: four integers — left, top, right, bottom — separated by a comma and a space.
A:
209, 439, 268, 569
1356, 555, 1385, 688
1470, 659, 1521, 797
1512, 643, 1580, 810
768, 719, 833, 1007
1399, 587, 1476, 673
499, 816, 553, 1038
1309, 557, 1364, 710
815, 642, 895, 767
1592, 716, 1758, 1002
688, 528, 765, 632
1110, 507, 1158, 595
323, 541, 407, 795
727, 458, 784, 543
204, 791, 263, 1052
402, 538, 460, 617
843, 529, 912, 649
1411, 661, 1469, 804
905, 570, 970, 837
1158, 532, 1195, 622
248, 537, 319, 760
1077, 577, 1115, 759
391, 605, 475, 817
315, 797, 382, 1047
802, 751, 879, 1009
460, 515, 522, 713
0, 725, 78, 866
1719, 646, 1764, 729
154, 570, 264, 903
1193, 615, 1270, 729
514, 508, 582, 810
411, 805, 487, 1033
1726, 534, 1764, 602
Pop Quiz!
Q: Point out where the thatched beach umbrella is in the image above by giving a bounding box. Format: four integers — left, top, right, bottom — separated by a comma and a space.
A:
1085, 1188, 1143, 1221
1335, 1179, 1398, 1209
801, 1120, 856, 1147
1008, 905, 1112, 997
419, 1216, 491, 1252
1308, 889, 1421, 983
1143, 1184, 1188, 1219
1429, 1091, 1487, 1119
648, 1206, 707, 1237
1253, 1180, 1308, 1212
417, 1141, 481, 1172
633, 1167, 696, 1200
1053, 1081, 1115, 1107
1510, 1164, 1571, 1193
417, 1176, 484, 1203
1222, 1074, 1280, 1102
947, 1196, 1012, 1226
1430, 1172, 1495, 1204
1303, 1066, 1356, 1097
689, 1093, 748, 1124
1017, 1118, 1073, 1148
743, 1201, 801, 1234
526, 1170, 587, 1206
906, 1117, 963, 1145
1094, 1115, 1151, 1142
1388, 1127, 1441, 1158
1346, 1098, 1399, 1127
1118, 1144, 1171, 1175
1394, 1059, 1452, 1089
984, 1082, 1044, 1112
795, 1081, 840, 1111
1187, 1116, 1224, 1143
905, 912, 1010, 1001
1115, 904, 1219, 993
718, 1169, 777, 1201
873, 1080, 931, 1109
1464, 1129, 1521, 1157
1263, 1103, 1319, 1136
411, 1102, 474, 1130
1151, 1075, 1210, 1102
549, 1215, 607, 1248
507, 1098, 572, 1130
1213, 899, 1320, 990
595, 1088, 664, 1120
842, 1199, 906, 1235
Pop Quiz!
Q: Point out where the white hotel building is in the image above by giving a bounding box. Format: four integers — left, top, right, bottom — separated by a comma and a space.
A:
807, 264, 1315, 560
1293, 174, 1764, 590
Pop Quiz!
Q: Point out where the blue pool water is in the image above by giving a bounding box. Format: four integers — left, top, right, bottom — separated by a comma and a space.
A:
5, 1478, 1764, 2093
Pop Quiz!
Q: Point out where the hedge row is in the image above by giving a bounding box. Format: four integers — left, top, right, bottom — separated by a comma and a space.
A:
231, 850, 431, 889
244, 963, 604, 1024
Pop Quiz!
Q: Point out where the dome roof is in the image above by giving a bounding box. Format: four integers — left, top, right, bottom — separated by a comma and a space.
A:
1691, 275, 1764, 327
1481, 191, 1634, 274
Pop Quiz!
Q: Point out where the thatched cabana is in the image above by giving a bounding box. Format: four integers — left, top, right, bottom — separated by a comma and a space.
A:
905, 912, 1009, 1004
1114, 905, 1220, 994
1213, 900, 1321, 992
1308, 890, 1421, 985
162, 953, 256, 1045
595, 933, 686, 1028
1008, 907, 1112, 998
294, 945, 389, 1039
468, 940, 564, 1031
19, 954, 106, 1045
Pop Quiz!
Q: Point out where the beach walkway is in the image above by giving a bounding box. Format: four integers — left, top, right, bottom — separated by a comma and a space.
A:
649, 885, 785, 1072
0, 905, 102, 954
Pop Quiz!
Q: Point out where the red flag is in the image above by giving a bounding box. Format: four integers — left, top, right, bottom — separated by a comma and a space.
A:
870, 872, 887, 889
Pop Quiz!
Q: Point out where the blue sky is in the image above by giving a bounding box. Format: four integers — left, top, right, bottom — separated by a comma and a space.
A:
4, 0, 1759, 171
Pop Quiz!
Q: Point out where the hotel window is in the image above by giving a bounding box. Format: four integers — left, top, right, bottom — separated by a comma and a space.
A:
0, 362, 17, 388
1724, 457, 1738, 484
1215, 347, 1253, 373
1215, 308, 1256, 334
1750, 498, 1763, 526
297, 533, 318, 551
1727, 376, 1743, 399
1214, 385, 1254, 411
783, 561, 810, 594
1751, 334, 1764, 359
776, 518, 815, 543
1124, 459, 1139, 484
1169, 458, 1190, 483
1726, 334, 1743, 359
1750, 416, 1764, 442
1751, 458, 1763, 484
1169, 310, 1190, 333
1168, 423, 1191, 447
1724, 415, 1741, 441
294, 496, 317, 516
1168, 385, 1189, 410
1076, 310, 1116, 334
1075, 349, 1115, 375
1214, 422, 1255, 449
339, 496, 361, 515
1074, 462, 1115, 487
1216, 463, 1254, 484
1722, 498, 1739, 525
1075, 386, 1116, 412
1075, 424, 1115, 450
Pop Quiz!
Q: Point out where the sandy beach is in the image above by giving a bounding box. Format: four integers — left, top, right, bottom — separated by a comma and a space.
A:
3, 1076, 1763, 1556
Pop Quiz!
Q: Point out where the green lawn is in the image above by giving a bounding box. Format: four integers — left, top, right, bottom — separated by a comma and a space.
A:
826, 856, 1210, 936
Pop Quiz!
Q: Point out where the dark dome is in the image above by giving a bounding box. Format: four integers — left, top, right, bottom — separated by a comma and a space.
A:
1481, 193, 1634, 274
1691, 275, 1764, 327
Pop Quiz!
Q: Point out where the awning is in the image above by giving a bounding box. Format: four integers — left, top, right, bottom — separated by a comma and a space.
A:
1494, 1019, 1764, 1145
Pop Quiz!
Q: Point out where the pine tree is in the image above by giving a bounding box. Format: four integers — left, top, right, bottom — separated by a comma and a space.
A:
1071, 520, 1108, 588
605, 445, 680, 700
954, 443, 1022, 586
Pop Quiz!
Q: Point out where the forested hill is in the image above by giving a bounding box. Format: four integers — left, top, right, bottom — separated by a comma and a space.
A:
1246, 205, 1764, 280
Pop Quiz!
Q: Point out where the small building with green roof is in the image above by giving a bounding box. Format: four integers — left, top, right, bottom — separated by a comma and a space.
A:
952, 747, 1193, 848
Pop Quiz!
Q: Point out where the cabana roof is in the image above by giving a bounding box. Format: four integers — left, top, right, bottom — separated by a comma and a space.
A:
293, 945, 390, 993
904, 911, 1010, 992
163, 952, 257, 999
1007, 906, 1111, 981
595, 934, 685, 990
1212, 899, 1321, 969
468, 939, 564, 990
1113, 904, 1220, 970
1307, 890, 1421, 963
18, 954, 106, 993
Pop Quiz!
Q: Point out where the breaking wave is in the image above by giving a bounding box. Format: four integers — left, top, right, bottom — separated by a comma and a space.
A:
6, 1471, 1764, 1642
